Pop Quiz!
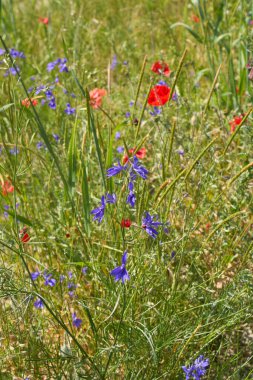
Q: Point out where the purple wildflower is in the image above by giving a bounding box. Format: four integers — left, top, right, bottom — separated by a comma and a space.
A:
115, 132, 121, 140
172, 92, 178, 101
131, 156, 148, 179
60, 275, 65, 283
48, 96, 56, 110
126, 182, 136, 207
0, 49, 4, 55
129, 100, 134, 106
110, 54, 117, 70
34, 298, 44, 309
150, 106, 162, 116
110, 251, 130, 284
91, 195, 106, 223
44, 273, 56, 287
125, 111, 131, 118
68, 271, 73, 279
142, 211, 163, 239
107, 160, 127, 177
82, 267, 88, 275
117, 146, 124, 153
36, 142, 45, 150
31, 271, 40, 281
9, 147, 19, 155
72, 313, 82, 328
64, 103, 76, 115
52, 133, 60, 142
182, 355, 209, 380
105, 193, 117, 204
67, 282, 77, 290
9, 48, 25, 59
4, 66, 20, 77
177, 148, 184, 156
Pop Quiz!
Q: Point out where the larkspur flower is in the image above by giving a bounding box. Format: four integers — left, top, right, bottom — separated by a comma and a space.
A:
131, 156, 148, 179
4, 66, 20, 77
107, 160, 127, 177
72, 313, 82, 328
150, 106, 162, 116
126, 181, 136, 207
60, 274, 66, 282
67, 282, 77, 290
31, 271, 40, 281
9, 48, 25, 59
82, 267, 88, 275
105, 193, 117, 204
117, 146, 124, 153
142, 211, 163, 239
44, 273, 56, 287
115, 132, 121, 140
182, 355, 209, 380
34, 298, 44, 309
125, 111, 131, 118
90, 195, 106, 223
48, 96, 56, 110
3, 205, 9, 218
110, 54, 118, 70
110, 251, 130, 284
9, 147, 19, 155
52, 133, 60, 142
64, 103, 76, 115
37, 142, 45, 150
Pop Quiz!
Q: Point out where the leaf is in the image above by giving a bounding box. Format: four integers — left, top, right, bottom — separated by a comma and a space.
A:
170, 22, 203, 43
0, 103, 14, 113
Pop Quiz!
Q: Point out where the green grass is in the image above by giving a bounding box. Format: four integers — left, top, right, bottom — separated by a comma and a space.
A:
0, 0, 253, 379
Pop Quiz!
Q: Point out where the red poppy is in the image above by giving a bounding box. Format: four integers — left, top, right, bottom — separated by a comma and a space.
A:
38, 17, 49, 25
22, 98, 38, 108
191, 14, 200, 23
229, 115, 243, 133
151, 61, 171, 77
121, 219, 132, 228
2, 180, 14, 196
19, 227, 30, 243
123, 147, 147, 164
147, 85, 170, 106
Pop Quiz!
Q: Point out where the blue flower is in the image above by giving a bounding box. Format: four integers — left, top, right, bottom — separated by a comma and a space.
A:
131, 156, 148, 179
43, 273, 56, 287
90, 195, 106, 223
126, 182, 136, 207
105, 193, 117, 204
182, 355, 209, 380
72, 313, 82, 328
107, 160, 127, 177
64, 103, 76, 115
115, 132, 121, 140
117, 146, 124, 153
31, 271, 40, 281
110, 251, 130, 284
82, 267, 88, 275
36, 142, 45, 150
125, 111, 131, 118
4, 66, 20, 77
110, 54, 117, 70
9, 147, 19, 155
142, 211, 163, 239
52, 133, 60, 142
150, 106, 162, 116
9, 48, 25, 59
34, 298, 44, 309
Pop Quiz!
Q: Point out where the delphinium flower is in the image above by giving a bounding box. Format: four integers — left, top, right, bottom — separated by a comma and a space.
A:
182, 355, 209, 380
110, 251, 130, 284
64, 103, 76, 115
31, 271, 40, 281
131, 156, 148, 179
2, 180, 14, 196
110, 54, 117, 70
151, 61, 171, 77
115, 132, 121, 140
47, 58, 68, 73
36, 141, 46, 150
72, 313, 82, 328
60, 274, 66, 283
117, 146, 124, 153
125, 111, 131, 118
3, 205, 9, 218
82, 267, 88, 275
148, 85, 171, 106
142, 211, 164, 239
150, 106, 162, 117
9, 48, 25, 59
107, 160, 127, 177
89, 88, 107, 109
9, 147, 19, 155
126, 182, 136, 207
43, 273, 56, 287
90, 193, 117, 223
34, 298, 44, 309
4, 66, 20, 77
